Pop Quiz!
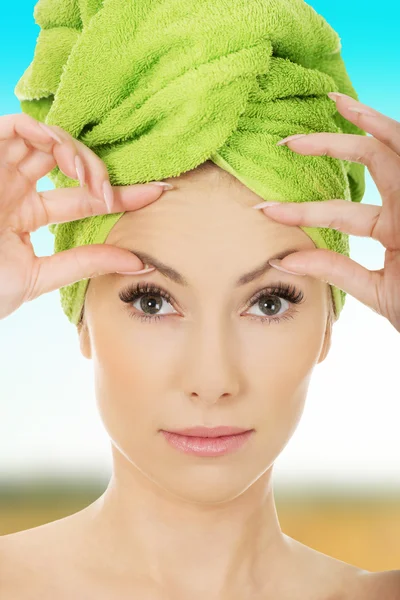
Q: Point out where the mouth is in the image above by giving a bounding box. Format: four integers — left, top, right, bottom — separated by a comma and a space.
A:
160, 427, 255, 457
162, 426, 253, 438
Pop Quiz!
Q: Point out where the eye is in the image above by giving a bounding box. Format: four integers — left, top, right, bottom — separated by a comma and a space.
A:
119, 281, 305, 325
119, 282, 177, 323
242, 283, 305, 325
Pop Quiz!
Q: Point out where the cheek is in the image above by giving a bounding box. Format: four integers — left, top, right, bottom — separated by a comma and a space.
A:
242, 315, 323, 388
243, 326, 322, 453
91, 327, 174, 443
258, 376, 312, 467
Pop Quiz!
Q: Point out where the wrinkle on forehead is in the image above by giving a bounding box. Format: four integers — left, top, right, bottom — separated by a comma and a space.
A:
107, 163, 314, 245
98, 162, 323, 297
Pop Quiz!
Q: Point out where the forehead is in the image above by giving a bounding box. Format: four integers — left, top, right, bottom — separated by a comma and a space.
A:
108, 167, 315, 251
104, 161, 319, 290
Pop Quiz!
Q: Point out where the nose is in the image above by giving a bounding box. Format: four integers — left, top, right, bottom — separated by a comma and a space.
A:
181, 322, 241, 406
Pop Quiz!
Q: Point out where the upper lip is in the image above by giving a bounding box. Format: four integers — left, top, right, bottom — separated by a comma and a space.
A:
163, 426, 253, 438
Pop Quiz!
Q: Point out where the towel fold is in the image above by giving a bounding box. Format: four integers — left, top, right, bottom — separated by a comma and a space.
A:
15, 0, 366, 325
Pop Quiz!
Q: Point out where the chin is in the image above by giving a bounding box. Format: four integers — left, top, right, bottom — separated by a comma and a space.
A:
140, 455, 269, 505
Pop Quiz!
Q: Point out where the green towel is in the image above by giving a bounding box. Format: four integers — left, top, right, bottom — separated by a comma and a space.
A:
15, 0, 366, 326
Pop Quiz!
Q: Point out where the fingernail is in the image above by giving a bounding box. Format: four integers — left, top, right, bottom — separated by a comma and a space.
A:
103, 180, 114, 214
117, 267, 157, 275
253, 201, 282, 210
327, 92, 351, 102
146, 181, 174, 190
276, 134, 308, 146
268, 259, 306, 276
37, 122, 63, 144
74, 155, 85, 188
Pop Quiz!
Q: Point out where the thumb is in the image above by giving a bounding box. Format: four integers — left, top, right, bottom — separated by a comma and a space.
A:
30, 244, 155, 300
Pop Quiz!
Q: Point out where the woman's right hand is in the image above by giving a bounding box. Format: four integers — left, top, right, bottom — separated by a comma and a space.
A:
0, 113, 168, 321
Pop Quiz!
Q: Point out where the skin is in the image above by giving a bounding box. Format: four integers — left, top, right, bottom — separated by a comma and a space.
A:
2, 93, 400, 597
2, 162, 397, 599
74, 161, 341, 598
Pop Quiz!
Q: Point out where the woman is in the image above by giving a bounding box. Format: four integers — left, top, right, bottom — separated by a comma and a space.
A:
0, 98, 399, 598
1, 0, 400, 596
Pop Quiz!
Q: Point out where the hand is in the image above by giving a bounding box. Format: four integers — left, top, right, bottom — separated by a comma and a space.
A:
0, 112, 170, 321
253, 92, 400, 333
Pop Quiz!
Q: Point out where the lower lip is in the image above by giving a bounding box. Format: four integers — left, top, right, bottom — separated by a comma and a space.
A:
161, 430, 254, 457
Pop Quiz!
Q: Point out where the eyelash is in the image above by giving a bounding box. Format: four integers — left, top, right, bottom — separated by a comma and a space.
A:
119, 281, 305, 326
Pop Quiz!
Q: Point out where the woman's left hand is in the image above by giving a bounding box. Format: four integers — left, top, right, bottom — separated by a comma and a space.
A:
253, 92, 400, 333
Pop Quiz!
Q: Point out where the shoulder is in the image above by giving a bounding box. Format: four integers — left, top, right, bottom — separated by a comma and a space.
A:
355, 569, 400, 599
0, 513, 87, 592
284, 534, 400, 599
0, 531, 39, 597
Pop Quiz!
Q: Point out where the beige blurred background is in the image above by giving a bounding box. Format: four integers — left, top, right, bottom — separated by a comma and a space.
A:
1, 479, 399, 571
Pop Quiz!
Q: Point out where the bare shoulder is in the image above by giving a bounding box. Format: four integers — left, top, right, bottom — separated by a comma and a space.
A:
284, 534, 400, 600
355, 569, 400, 599
0, 510, 89, 596
0, 528, 44, 597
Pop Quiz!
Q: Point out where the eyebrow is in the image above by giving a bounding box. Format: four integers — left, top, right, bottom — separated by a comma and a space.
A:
125, 248, 302, 287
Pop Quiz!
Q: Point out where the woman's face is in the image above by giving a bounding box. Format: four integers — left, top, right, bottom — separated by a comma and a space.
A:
79, 164, 332, 504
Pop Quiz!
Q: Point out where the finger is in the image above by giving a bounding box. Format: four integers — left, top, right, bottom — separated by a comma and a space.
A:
260, 199, 383, 242
0, 127, 47, 166
36, 124, 167, 210
0, 114, 61, 176
328, 92, 400, 157
0, 114, 83, 188
70, 137, 118, 202
0, 113, 60, 149
34, 123, 110, 203
26, 244, 155, 302
0, 114, 116, 205
281, 132, 400, 203
30, 181, 166, 231
17, 147, 58, 183
28, 244, 156, 301
47, 123, 117, 201
274, 248, 381, 313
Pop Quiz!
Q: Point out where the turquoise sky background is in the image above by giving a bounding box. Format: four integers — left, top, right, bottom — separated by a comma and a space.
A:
0, 1, 399, 489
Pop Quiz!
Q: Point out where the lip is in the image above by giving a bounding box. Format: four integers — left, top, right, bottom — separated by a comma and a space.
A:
160, 427, 255, 457
163, 426, 252, 438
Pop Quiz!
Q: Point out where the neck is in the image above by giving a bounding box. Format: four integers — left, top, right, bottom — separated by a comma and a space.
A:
84, 453, 291, 598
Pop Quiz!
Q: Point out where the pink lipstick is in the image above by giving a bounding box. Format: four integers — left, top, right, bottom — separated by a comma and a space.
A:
160, 426, 254, 457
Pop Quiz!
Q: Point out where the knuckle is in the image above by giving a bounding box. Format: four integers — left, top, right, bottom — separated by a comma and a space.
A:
86, 195, 97, 218
369, 208, 381, 241
72, 247, 88, 275
363, 138, 387, 164
386, 118, 400, 139
18, 113, 37, 127
76, 190, 96, 219
35, 191, 51, 231
26, 260, 42, 302
47, 123, 67, 138
1, 113, 30, 134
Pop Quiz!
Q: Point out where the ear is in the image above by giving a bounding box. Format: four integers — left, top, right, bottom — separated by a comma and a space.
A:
77, 318, 92, 360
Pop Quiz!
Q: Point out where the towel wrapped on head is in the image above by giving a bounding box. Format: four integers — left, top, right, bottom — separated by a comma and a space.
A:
15, 0, 366, 326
